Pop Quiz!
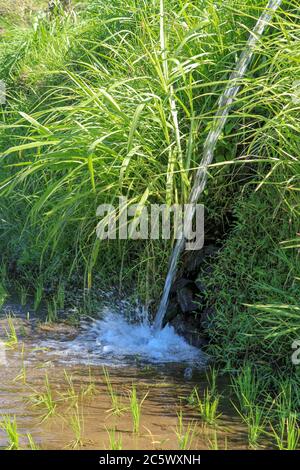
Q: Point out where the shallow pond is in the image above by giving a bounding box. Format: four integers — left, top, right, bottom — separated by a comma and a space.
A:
0, 301, 251, 450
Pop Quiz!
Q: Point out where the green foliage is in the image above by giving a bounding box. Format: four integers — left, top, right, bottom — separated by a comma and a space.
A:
194, 387, 221, 425
129, 384, 147, 434
106, 427, 123, 450
204, 187, 300, 369
4, 315, 19, 348
175, 410, 196, 450
27, 432, 39, 450
231, 364, 266, 412
0, 415, 20, 450
271, 414, 300, 450
200, 0, 300, 375
103, 366, 125, 416
231, 365, 270, 448
29, 373, 57, 422
68, 404, 84, 449
0, 0, 283, 301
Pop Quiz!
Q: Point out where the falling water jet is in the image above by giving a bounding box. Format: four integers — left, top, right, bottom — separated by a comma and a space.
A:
153, 0, 283, 331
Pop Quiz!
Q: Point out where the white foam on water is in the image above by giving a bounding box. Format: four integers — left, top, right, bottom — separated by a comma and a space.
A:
38, 308, 205, 366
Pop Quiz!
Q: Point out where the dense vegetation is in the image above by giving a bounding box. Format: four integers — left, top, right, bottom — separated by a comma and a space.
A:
1, 0, 300, 428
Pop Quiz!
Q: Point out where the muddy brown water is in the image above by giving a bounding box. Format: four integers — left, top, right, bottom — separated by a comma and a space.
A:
0, 314, 250, 450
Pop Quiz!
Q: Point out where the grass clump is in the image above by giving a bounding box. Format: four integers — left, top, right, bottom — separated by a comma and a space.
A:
4, 316, 18, 348
129, 384, 148, 434
68, 404, 84, 449
29, 373, 57, 422
106, 427, 123, 450
27, 433, 39, 450
231, 364, 265, 413
61, 370, 79, 406
0, 415, 20, 450
271, 414, 300, 450
103, 367, 125, 416
235, 402, 268, 449
194, 388, 221, 425
81, 368, 97, 398
175, 410, 196, 450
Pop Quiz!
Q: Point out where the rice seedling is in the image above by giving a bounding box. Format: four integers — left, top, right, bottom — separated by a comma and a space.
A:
231, 365, 263, 412
186, 367, 219, 408
29, 374, 57, 422
4, 316, 18, 348
233, 401, 269, 449
207, 429, 219, 450
274, 381, 294, 419
27, 433, 39, 450
207, 430, 228, 450
103, 367, 125, 416
231, 366, 272, 448
175, 410, 196, 450
81, 380, 97, 398
265, 381, 300, 450
0, 415, 20, 450
245, 406, 267, 449
270, 414, 300, 450
61, 370, 79, 406
206, 367, 219, 398
194, 388, 222, 425
81, 368, 97, 398
106, 427, 123, 450
68, 404, 84, 449
129, 384, 148, 434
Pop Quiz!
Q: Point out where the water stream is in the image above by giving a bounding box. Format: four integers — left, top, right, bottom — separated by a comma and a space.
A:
153, 0, 283, 330
0, 308, 253, 450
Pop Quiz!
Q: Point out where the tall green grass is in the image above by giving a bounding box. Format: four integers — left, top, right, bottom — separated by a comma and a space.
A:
200, 0, 300, 373
0, 0, 285, 300
175, 410, 196, 450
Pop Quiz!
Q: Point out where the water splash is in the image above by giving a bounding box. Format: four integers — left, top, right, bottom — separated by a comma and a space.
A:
153, 0, 283, 331
38, 306, 206, 366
